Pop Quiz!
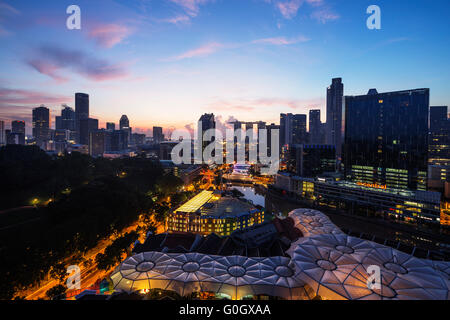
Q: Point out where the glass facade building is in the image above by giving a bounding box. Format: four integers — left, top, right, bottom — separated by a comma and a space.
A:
326, 78, 344, 157
285, 144, 336, 177
429, 106, 450, 166
344, 88, 429, 191
32, 105, 50, 146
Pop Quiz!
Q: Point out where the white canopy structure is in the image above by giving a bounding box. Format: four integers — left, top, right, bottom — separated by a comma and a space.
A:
110, 252, 309, 300
110, 208, 450, 300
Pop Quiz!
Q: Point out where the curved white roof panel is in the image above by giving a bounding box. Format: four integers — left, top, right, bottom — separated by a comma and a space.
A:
110, 208, 450, 300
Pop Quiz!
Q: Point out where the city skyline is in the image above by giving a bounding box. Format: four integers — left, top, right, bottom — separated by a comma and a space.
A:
1, 0, 450, 135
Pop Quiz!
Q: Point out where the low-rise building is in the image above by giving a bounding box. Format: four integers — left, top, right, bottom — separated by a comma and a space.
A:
167, 190, 266, 236
274, 172, 442, 224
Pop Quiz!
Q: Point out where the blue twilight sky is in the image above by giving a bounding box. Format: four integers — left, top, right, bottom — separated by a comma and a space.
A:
0, 0, 449, 136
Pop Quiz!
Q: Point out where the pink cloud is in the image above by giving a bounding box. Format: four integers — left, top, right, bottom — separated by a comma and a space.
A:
0, 88, 70, 131
276, 0, 303, 19
169, 0, 211, 17
0, 1, 20, 36
206, 97, 325, 114
252, 35, 310, 45
161, 15, 191, 25
0, 88, 70, 105
276, 0, 337, 22
167, 42, 224, 61
27, 60, 69, 83
87, 23, 133, 48
26, 45, 130, 82
311, 9, 339, 23
0, 2, 20, 15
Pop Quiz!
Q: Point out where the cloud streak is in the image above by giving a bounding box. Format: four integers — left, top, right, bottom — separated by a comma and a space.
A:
166, 42, 224, 61
207, 97, 325, 113
169, 0, 212, 17
160, 14, 191, 25
87, 23, 134, 48
252, 35, 310, 45
310, 8, 339, 23
0, 88, 71, 131
276, 0, 303, 19
0, 1, 20, 36
26, 45, 129, 82
275, 0, 338, 23
0, 88, 70, 105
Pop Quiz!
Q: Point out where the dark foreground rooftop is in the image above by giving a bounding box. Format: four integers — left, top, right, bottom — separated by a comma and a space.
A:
133, 217, 303, 257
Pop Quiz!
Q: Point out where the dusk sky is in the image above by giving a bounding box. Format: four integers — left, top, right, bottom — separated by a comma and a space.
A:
1, 0, 449, 136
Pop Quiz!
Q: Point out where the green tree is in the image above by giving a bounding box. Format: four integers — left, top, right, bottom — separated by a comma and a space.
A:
46, 284, 66, 300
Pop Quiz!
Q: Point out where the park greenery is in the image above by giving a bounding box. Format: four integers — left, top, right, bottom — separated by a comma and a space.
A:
0, 145, 184, 299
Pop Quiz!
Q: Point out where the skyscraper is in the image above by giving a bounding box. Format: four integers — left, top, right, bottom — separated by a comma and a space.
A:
198, 113, 216, 154
56, 105, 76, 132
32, 106, 50, 146
119, 115, 131, 147
326, 78, 344, 157
11, 121, 25, 145
75, 93, 89, 120
199, 113, 215, 133
75, 93, 89, 143
286, 144, 336, 177
429, 106, 450, 165
266, 123, 280, 158
344, 88, 429, 191
106, 122, 116, 131
153, 126, 164, 144
0, 120, 5, 146
280, 113, 307, 146
428, 106, 450, 191
291, 114, 307, 145
89, 130, 105, 157
110, 130, 127, 151
309, 110, 324, 145
119, 115, 130, 130
79, 118, 99, 145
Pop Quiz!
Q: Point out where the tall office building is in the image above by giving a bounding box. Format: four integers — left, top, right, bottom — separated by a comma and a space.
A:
326, 78, 344, 157
286, 144, 336, 177
153, 126, 164, 144
56, 105, 76, 132
11, 120, 25, 145
79, 118, 99, 145
266, 123, 280, 158
309, 110, 325, 145
75, 93, 89, 143
428, 106, 450, 192
106, 122, 116, 131
199, 113, 216, 155
119, 115, 130, 130
110, 130, 127, 151
199, 113, 215, 134
132, 133, 146, 146
119, 115, 131, 147
291, 114, 307, 145
280, 113, 307, 146
89, 130, 105, 157
0, 120, 4, 146
75, 93, 89, 120
429, 106, 450, 165
32, 106, 50, 146
344, 88, 429, 191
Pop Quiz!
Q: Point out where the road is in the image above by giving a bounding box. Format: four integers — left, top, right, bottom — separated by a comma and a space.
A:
22, 220, 162, 300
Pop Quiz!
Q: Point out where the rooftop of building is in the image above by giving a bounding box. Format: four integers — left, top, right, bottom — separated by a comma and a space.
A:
111, 208, 450, 300
133, 216, 302, 258
276, 172, 441, 202
345, 87, 429, 98
173, 190, 259, 218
